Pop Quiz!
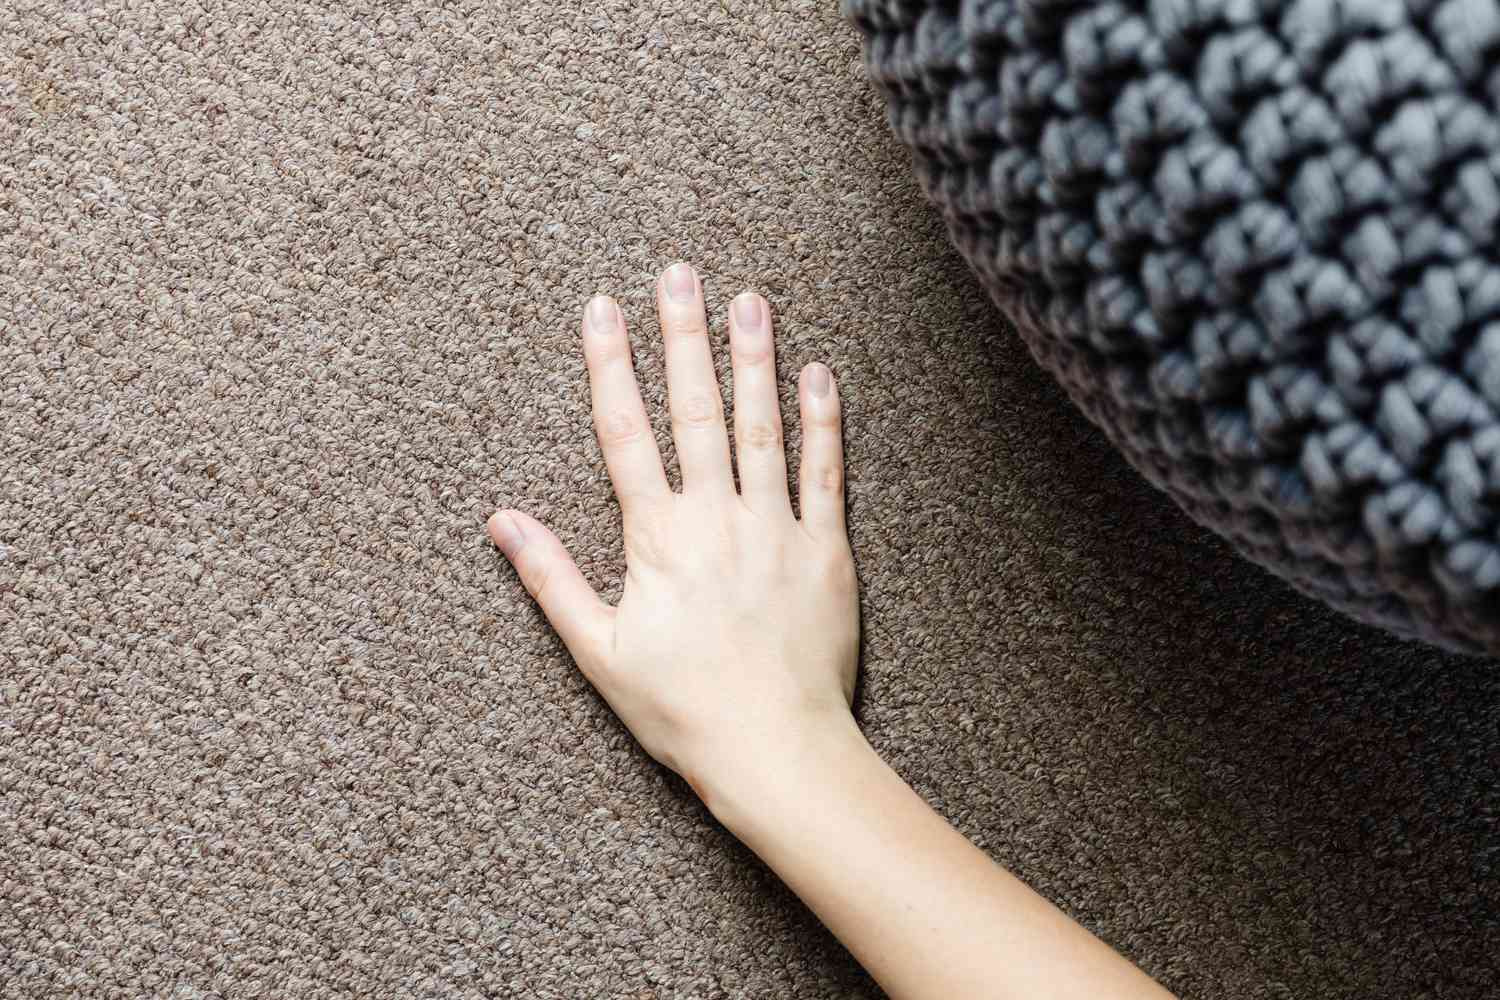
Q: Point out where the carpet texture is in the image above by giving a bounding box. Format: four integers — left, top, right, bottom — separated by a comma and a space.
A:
845, 0, 1500, 655
1, 2, 1496, 998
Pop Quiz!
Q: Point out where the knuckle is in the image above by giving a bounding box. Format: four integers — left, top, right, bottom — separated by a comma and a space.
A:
811, 463, 843, 493
674, 392, 721, 428
624, 508, 671, 566
828, 554, 858, 595
801, 545, 856, 595
586, 336, 631, 366
519, 556, 553, 602
807, 409, 842, 430
739, 420, 781, 451
733, 341, 773, 365
664, 318, 708, 343
596, 408, 644, 445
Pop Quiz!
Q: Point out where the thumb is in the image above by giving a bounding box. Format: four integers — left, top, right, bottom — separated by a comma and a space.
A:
488, 509, 613, 666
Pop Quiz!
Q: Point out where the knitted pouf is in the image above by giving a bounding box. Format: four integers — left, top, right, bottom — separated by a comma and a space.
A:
845, 0, 1500, 655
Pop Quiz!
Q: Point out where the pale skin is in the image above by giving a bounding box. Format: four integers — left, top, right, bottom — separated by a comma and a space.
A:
487, 262, 1176, 1000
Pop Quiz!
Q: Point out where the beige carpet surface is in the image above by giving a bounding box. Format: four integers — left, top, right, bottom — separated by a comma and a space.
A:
2, 2, 1497, 997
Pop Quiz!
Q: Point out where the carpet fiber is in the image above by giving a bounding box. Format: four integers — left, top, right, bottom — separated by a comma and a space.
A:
2, 2, 1497, 998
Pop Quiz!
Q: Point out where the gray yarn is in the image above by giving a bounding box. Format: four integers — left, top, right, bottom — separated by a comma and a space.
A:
845, 0, 1500, 656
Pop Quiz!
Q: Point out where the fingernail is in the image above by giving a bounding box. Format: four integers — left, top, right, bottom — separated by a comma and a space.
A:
732, 293, 764, 332
489, 512, 525, 559
587, 295, 616, 334
806, 363, 832, 398
664, 262, 696, 303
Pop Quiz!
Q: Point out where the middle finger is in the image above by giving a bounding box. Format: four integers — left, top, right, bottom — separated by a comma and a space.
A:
657, 262, 733, 497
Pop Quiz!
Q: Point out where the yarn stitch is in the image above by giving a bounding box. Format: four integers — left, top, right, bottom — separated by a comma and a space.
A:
844, 0, 1500, 655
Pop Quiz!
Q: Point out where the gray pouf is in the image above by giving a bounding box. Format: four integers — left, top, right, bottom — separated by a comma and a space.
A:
845, 0, 1500, 655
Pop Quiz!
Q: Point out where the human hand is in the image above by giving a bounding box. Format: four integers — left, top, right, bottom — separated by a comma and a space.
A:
486, 266, 1175, 1000
487, 263, 859, 812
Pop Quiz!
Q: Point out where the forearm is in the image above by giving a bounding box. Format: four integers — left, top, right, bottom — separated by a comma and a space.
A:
701, 717, 1174, 1000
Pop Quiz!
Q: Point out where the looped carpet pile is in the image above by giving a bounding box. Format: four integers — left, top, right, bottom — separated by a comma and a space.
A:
845, 0, 1500, 655
3, 3, 1497, 999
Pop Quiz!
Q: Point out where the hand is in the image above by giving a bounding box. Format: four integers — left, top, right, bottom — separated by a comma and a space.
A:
487, 262, 859, 809
488, 264, 1175, 1000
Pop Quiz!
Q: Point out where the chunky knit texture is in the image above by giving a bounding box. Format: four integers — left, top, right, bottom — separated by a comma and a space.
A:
845, 0, 1500, 655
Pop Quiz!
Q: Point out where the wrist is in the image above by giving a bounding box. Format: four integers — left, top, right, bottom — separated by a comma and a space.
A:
689, 710, 873, 839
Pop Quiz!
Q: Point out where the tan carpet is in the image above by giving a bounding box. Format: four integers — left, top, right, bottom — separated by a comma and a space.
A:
2, 2, 1496, 997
